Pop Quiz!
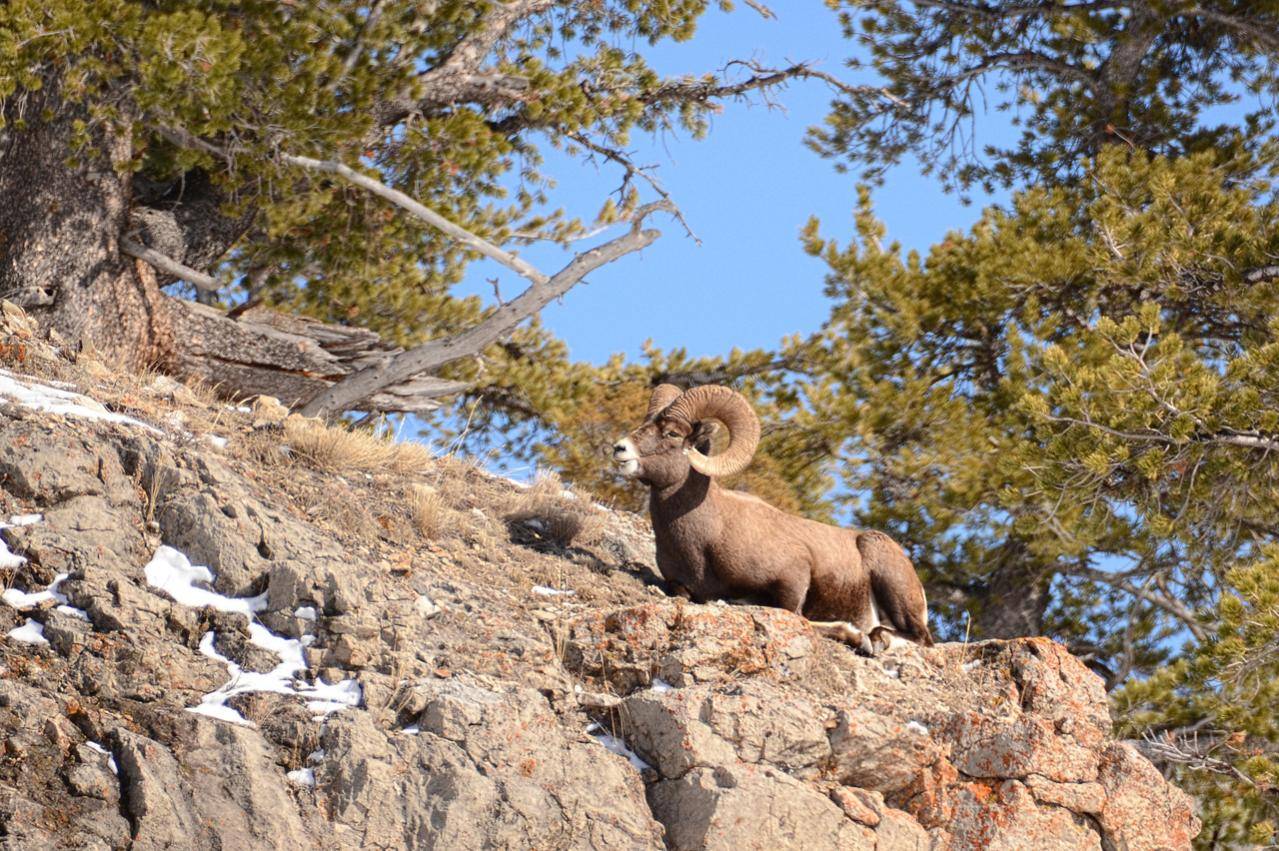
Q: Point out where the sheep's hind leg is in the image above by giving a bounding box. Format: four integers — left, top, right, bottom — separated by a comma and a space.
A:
868, 625, 913, 654
809, 620, 875, 656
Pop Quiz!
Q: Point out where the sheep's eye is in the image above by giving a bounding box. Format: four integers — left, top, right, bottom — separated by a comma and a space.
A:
664, 430, 681, 439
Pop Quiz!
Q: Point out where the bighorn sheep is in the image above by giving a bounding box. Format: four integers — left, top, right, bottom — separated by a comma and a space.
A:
613, 384, 933, 654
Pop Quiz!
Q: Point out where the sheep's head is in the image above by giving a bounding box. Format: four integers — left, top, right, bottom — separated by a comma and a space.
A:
612, 384, 761, 488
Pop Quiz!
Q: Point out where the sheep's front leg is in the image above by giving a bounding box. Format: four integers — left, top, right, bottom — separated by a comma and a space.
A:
809, 620, 875, 656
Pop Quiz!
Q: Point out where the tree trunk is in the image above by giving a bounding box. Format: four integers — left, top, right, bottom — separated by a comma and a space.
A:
0, 86, 173, 371
969, 539, 1052, 640
0, 87, 461, 413
972, 564, 1052, 640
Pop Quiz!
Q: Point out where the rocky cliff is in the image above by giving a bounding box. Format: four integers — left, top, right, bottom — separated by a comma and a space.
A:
0, 304, 1199, 849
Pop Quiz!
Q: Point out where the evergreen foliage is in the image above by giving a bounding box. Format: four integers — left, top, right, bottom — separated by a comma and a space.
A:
1117, 550, 1279, 847
792, 148, 1279, 666
812, 0, 1279, 193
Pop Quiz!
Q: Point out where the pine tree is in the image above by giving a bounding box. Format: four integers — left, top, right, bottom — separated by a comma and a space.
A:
813, 0, 1279, 193
0, 0, 829, 413
794, 147, 1279, 668
1116, 550, 1279, 847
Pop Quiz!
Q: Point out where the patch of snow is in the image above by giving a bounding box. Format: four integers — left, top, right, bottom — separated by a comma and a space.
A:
0, 539, 25, 570
56, 605, 90, 621
294, 605, 317, 621
7, 618, 48, 645
415, 595, 440, 619
189, 702, 253, 726
402, 725, 420, 735
84, 741, 118, 774
906, 720, 930, 736
649, 678, 674, 693
532, 585, 575, 597
146, 546, 363, 726
0, 369, 158, 432
2, 572, 69, 609
286, 768, 316, 786
307, 748, 325, 763
304, 678, 363, 714
144, 546, 268, 616
883, 667, 900, 679
962, 659, 981, 672
205, 434, 228, 450
586, 723, 650, 771
0, 513, 41, 570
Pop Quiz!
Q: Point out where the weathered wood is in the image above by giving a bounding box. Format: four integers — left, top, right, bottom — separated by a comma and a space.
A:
167, 300, 468, 412
299, 205, 669, 417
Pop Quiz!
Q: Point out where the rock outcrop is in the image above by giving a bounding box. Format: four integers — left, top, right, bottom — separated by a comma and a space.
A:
0, 305, 1199, 849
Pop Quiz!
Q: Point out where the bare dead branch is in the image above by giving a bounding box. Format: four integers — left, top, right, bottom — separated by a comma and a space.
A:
759, 63, 911, 109
280, 152, 550, 286
120, 237, 222, 294
566, 131, 698, 242
1073, 564, 1209, 642
1045, 414, 1279, 454
299, 201, 673, 417
375, 0, 555, 124
1244, 265, 1279, 283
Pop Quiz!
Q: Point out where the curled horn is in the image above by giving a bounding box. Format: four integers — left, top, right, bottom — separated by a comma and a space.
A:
662, 385, 760, 478
646, 383, 684, 420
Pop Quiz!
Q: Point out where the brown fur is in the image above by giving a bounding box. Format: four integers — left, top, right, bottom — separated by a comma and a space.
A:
616, 411, 933, 653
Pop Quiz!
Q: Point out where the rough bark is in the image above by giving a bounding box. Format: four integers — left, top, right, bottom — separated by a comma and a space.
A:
129, 168, 256, 280
0, 85, 172, 371
972, 558, 1052, 641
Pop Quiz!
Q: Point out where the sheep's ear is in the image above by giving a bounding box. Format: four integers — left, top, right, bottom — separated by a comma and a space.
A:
690, 420, 721, 455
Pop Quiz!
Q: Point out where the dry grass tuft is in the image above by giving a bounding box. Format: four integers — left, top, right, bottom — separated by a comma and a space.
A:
284, 416, 434, 476
408, 484, 456, 540
503, 472, 606, 548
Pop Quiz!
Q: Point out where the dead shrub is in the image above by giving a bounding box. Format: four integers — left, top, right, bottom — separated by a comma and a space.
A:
284, 416, 433, 475
503, 473, 605, 548
408, 484, 455, 540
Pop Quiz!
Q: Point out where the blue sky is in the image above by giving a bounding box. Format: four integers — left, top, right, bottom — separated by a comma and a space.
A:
454, 3, 1009, 365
